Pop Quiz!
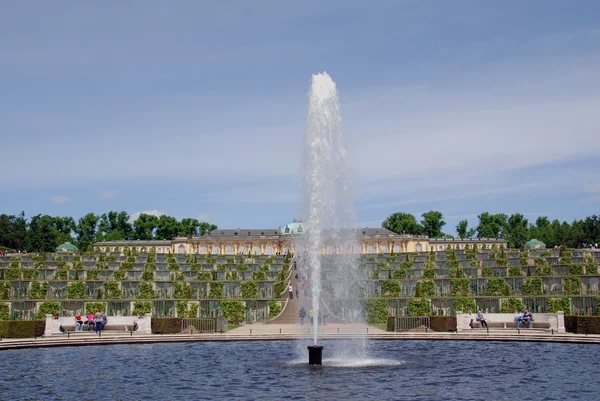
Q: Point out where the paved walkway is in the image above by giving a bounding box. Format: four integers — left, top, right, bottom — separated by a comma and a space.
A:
1, 325, 600, 351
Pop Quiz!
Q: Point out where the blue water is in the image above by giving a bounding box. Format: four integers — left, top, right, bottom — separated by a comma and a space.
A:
0, 340, 598, 400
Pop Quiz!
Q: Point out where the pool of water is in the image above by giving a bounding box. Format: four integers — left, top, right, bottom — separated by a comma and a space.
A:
0, 340, 598, 400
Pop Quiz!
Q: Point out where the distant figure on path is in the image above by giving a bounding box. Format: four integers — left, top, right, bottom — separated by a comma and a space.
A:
309, 309, 314, 326
323, 312, 328, 326
299, 307, 306, 325
295, 285, 299, 299
288, 285, 294, 299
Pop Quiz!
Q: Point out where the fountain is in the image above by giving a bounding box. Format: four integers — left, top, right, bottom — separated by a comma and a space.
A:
302, 72, 363, 365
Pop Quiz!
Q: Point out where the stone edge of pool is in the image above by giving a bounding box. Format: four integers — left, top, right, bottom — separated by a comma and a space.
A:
1, 332, 600, 351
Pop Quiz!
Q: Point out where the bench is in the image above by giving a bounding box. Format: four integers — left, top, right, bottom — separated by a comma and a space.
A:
44, 314, 152, 336
455, 312, 565, 333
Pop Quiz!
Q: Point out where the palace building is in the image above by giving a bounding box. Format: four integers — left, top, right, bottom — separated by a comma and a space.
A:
95, 220, 507, 255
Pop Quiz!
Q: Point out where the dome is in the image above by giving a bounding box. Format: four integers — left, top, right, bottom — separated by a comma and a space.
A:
56, 242, 79, 252
525, 239, 546, 249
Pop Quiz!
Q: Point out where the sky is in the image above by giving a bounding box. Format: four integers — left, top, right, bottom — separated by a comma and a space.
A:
1, 1, 599, 235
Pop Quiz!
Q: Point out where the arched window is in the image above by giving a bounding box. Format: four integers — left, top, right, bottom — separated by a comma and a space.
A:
226, 245, 233, 255
415, 243, 422, 252
393, 244, 401, 253
381, 244, 388, 253
239, 245, 247, 254
367, 245, 374, 254
212, 245, 220, 255
266, 245, 273, 255
253, 245, 261, 255
178, 245, 185, 254
199, 246, 207, 255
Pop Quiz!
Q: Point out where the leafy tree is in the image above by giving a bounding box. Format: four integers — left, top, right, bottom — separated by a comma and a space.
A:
155, 215, 181, 240
421, 211, 445, 238
76, 213, 99, 251
456, 220, 476, 239
476, 212, 508, 238
382, 213, 423, 235
0, 212, 27, 250
26, 215, 61, 252
133, 213, 159, 240
506, 213, 529, 248
180, 218, 200, 237
198, 222, 217, 236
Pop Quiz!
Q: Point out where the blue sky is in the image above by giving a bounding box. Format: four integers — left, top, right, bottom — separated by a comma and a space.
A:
1, 1, 599, 234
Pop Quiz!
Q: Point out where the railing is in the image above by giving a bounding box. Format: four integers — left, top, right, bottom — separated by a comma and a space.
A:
389, 316, 430, 332
181, 318, 228, 333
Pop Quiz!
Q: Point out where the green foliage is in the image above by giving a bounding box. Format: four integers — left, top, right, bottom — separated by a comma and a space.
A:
482, 267, 493, 278
210, 281, 223, 298
103, 281, 121, 299
448, 259, 460, 269
174, 283, 192, 299
133, 301, 152, 315
54, 269, 68, 280
509, 266, 523, 277
381, 280, 400, 297
393, 269, 407, 279
36, 301, 60, 319
401, 260, 413, 269
144, 263, 157, 271
29, 281, 48, 299
0, 303, 9, 320
142, 271, 154, 281
365, 299, 388, 323
85, 302, 106, 314
268, 300, 283, 319
523, 277, 543, 296
197, 272, 213, 281
500, 298, 524, 313
72, 261, 83, 269
113, 270, 126, 281
170, 272, 184, 281
168, 263, 180, 271
252, 271, 267, 281
138, 282, 155, 299
190, 263, 201, 271
22, 269, 38, 280
415, 280, 435, 297
5, 269, 20, 281
382, 212, 423, 235
547, 297, 571, 314
0, 282, 8, 300
68, 282, 86, 299
273, 281, 286, 298
569, 265, 584, 276
177, 301, 195, 318
453, 297, 476, 313
236, 264, 249, 271
241, 281, 258, 299
422, 268, 435, 278
536, 265, 553, 276
585, 258, 598, 275
560, 256, 573, 265
221, 300, 245, 324
226, 271, 239, 280
450, 267, 464, 278
408, 298, 432, 316
120, 262, 133, 270
96, 261, 108, 270
496, 258, 508, 267
564, 276, 581, 295
486, 278, 511, 296
451, 279, 470, 296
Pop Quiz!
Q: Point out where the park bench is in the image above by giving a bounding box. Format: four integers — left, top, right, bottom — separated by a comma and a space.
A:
44, 314, 152, 336
455, 312, 565, 333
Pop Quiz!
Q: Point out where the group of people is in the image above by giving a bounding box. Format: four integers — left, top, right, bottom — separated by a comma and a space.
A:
515, 310, 534, 328
72, 310, 107, 332
298, 307, 328, 326
0, 249, 27, 257
467, 311, 488, 329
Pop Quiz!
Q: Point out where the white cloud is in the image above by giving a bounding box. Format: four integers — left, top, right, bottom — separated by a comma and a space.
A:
580, 184, 600, 203
129, 210, 164, 222
102, 189, 119, 199
50, 195, 71, 204
196, 214, 214, 222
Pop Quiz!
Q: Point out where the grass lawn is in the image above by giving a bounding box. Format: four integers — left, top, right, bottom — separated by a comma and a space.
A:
227, 324, 242, 331
368, 323, 388, 331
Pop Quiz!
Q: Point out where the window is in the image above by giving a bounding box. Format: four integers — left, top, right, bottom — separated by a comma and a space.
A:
327, 245, 334, 254
367, 245, 374, 254
199, 246, 207, 255
393, 244, 401, 253
226, 245, 233, 255
253, 245, 261, 255
212, 245, 220, 255
266, 245, 273, 255
381, 244, 388, 253
239, 245, 247, 254
415, 243, 422, 252
178, 245, 185, 254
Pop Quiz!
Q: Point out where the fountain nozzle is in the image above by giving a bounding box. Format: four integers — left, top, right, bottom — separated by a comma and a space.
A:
308, 345, 324, 366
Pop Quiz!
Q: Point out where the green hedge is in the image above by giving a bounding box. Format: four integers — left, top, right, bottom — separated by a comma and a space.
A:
0, 320, 45, 338
365, 299, 388, 324
221, 300, 245, 325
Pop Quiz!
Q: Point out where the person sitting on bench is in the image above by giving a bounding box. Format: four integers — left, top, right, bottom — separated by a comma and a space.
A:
514, 311, 523, 328
522, 310, 533, 328
476, 310, 488, 328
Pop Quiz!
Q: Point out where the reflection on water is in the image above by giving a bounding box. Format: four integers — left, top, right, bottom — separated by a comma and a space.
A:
0, 340, 599, 401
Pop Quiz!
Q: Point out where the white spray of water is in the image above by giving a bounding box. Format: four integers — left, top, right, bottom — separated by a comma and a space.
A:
303, 72, 362, 346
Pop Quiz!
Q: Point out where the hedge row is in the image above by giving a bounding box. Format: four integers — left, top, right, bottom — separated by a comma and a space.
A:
0, 320, 45, 338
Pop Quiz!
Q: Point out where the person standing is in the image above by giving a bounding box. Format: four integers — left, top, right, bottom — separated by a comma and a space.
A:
288, 285, 293, 300
299, 307, 306, 325
295, 285, 299, 299
467, 310, 474, 329
309, 309, 314, 326
95, 310, 103, 333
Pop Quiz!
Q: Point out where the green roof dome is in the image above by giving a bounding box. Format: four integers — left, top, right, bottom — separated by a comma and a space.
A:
56, 242, 78, 252
525, 239, 546, 249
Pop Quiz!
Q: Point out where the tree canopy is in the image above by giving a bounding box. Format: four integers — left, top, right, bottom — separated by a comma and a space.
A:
0, 211, 217, 252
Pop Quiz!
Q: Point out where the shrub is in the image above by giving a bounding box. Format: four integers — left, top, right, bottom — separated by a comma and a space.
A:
523, 277, 543, 296
36, 302, 60, 319
268, 300, 283, 319
68, 282, 86, 299
190, 263, 201, 271
142, 271, 154, 281
252, 271, 267, 281
451, 279, 470, 297
139, 282, 155, 299
569, 265, 584, 276
450, 267, 465, 278
221, 300, 245, 325
547, 297, 571, 314
113, 270, 127, 281
85, 302, 106, 314
482, 267, 493, 278
415, 280, 435, 297
453, 297, 476, 314
381, 280, 400, 297
96, 262, 108, 270
241, 281, 258, 299
536, 265, 553, 276
365, 299, 388, 323
422, 268, 435, 278
496, 258, 508, 267
509, 266, 523, 277
133, 301, 152, 315
0, 303, 9, 320
174, 283, 192, 299
5, 269, 21, 281
585, 259, 598, 275
30, 282, 48, 299
408, 298, 432, 316
226, 271, 239, 280
168, 263, 180, 271
103, 281, 121, 299
564, 276, 581, 295
54, 270, 68, 280
486, 278, 511, 296
86, 270, 99, 280
273, 282, 286, 298
210, 282, 223, 299
197, 272, 212, 281
393, 269, 408, 279
500, 298, 524, 313
120, 262, 133, 270
22, 270, 38, 280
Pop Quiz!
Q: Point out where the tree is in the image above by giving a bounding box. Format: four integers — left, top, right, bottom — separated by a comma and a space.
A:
421, 211, 446, 238
26, 215, 60, 252
506, 213, 529, 248
76, 213, 99, 251
180, 218, 200, 237
133, 214, 159, 240
456, 220, 476, 239
476, 213, 508, 238
155, 215, 181, 240
198, 222, 217, 236
382, 213, 423, 235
